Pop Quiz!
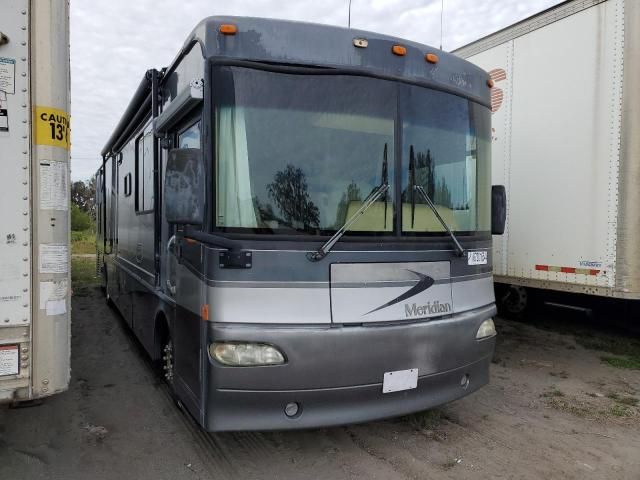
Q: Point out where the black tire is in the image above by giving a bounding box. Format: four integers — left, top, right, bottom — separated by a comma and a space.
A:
499, 285, 528, 317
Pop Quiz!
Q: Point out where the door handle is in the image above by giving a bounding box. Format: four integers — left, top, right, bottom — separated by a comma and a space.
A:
166, 235, 177, 295
167, 235, 176, 253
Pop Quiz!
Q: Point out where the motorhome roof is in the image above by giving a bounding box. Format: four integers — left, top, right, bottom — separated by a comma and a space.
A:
180, 16, 490, 105
101, 16, 491, 158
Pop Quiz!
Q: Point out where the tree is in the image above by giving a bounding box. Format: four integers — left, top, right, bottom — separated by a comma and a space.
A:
267, 165, 320, 229
70, 203, 92, 231
334, 181, 362, 228
71, 176, 96, 219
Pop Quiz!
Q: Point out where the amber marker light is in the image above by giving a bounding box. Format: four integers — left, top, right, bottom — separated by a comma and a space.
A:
425, 53, 439, 64
219, 24, 238, 35
392, 45, 407, 56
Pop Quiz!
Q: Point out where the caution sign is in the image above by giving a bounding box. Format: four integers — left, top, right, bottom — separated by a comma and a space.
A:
35, 106, 70, 150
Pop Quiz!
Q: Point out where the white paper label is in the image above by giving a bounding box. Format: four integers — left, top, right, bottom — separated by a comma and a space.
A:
0, 58, 16, 95
46, 299, 66, 316
467, 250, 488, 266
40, 161, 69, 211
0, 345, 19, 376
39, 244, 69, 274
40, 279, 68, 310
0, 90, 8, 132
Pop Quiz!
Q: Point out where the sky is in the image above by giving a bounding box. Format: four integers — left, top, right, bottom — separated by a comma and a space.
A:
69, 0, 560, 181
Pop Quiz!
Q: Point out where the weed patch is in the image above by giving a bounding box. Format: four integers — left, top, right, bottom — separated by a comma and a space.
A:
541, 387, 565, 398
72, 257, 99, 289
404, 409, 446, 431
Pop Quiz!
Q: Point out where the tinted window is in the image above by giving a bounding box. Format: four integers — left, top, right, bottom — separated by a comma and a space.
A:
214, 67, 395, 234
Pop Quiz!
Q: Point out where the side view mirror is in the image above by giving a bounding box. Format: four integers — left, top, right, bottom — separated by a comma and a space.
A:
164, 148, 205, 225
491, 185, 507, 235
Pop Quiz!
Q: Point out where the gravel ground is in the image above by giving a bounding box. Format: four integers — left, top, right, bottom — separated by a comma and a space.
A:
1, 287, 638, 480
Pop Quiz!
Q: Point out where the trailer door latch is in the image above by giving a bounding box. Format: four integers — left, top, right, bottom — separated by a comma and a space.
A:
219, 251, 252, 269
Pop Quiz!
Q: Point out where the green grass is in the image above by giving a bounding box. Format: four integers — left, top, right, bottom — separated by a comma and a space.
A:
568, 331, 640, 371
71, 257, 99, 289
404, 408, 446, 430
521, 314, 640, 371
600, 355, 640, 370
608, 404, 631, 417
71, 230, 96, 255
541, 386, 565, 398
607, 392, 639, 406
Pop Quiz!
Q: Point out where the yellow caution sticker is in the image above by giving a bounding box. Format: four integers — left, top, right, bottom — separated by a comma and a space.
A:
34, 106, 70, 150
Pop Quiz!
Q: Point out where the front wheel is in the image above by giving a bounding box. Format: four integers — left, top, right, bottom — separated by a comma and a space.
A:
162, 338, 175, 386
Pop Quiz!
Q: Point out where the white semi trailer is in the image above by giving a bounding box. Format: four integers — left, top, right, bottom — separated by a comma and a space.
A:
455, 0, 640, 312
0, 1, 70, 402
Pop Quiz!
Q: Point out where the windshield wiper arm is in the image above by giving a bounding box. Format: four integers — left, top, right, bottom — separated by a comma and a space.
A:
409, 145, 465, 257
307, 144, 389, 262
413, 184, 465, 257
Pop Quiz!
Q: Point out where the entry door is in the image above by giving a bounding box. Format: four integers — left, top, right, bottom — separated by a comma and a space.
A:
162, 118, 204, 406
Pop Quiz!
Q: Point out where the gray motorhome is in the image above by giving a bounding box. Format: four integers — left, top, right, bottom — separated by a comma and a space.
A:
97, 17, 505, 431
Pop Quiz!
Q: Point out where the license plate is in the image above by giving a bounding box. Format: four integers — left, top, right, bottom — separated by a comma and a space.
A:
383, 368, 418, 393
0, 345, 19, 376
467, 250, 488, 265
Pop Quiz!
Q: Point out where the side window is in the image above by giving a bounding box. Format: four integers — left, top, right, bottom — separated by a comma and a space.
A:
135, 132, 154, 212
143, 133, 154, 210
178, 121, 201, 149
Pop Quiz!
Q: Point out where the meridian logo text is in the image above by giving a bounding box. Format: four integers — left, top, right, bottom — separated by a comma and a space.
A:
404, 301, 452, 318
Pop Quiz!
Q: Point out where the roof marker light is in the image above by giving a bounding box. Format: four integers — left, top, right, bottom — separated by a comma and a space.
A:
219, 24, 238, 35
425, 53, 439, 64
353, 38, 368, 48
392, 45, 407, 56
487, 79, 495, 88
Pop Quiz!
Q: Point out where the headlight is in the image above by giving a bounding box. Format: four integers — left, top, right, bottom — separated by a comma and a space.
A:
209, 342, 285, 366
476, 318, 497, 339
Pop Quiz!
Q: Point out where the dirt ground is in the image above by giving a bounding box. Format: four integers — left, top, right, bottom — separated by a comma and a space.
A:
1, 287, 638, 480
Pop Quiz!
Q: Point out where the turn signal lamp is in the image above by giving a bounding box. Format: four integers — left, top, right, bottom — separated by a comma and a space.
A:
425, 53, 439, 64
476, 318, 497, 340
392, 45, 407, 56
219, 24, 238, 35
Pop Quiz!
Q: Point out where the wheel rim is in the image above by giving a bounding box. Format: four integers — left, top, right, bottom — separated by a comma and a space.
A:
162, 339, 174, 384
503, 286, 528, 314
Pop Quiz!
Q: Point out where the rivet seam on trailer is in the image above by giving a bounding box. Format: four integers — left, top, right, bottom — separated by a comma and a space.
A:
606, 0, 625, 290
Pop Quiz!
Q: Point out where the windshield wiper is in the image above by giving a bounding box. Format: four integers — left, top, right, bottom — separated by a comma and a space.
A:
307, 144, 389, 262
409, 145, 465, 257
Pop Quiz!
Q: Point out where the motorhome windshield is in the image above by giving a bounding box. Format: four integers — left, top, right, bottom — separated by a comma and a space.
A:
213, 66, 490, 236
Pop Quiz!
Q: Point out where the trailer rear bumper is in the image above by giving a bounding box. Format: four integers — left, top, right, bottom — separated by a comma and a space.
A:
204, 304, 496, 431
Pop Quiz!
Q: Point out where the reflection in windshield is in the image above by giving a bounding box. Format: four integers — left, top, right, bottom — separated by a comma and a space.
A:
214, 67, 396, 234
401, 85, 490, 234
334, 181, 362, 229
213, 66, 490, 236
265, 165, 320, 230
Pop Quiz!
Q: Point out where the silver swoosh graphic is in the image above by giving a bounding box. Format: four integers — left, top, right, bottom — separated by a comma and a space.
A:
364, 270, 435, 315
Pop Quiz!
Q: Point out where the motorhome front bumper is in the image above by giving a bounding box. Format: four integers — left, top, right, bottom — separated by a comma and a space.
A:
204, 303, 496, 431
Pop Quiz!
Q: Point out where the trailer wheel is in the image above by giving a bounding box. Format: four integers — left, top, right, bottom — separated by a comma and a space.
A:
500, 285, 528, 316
